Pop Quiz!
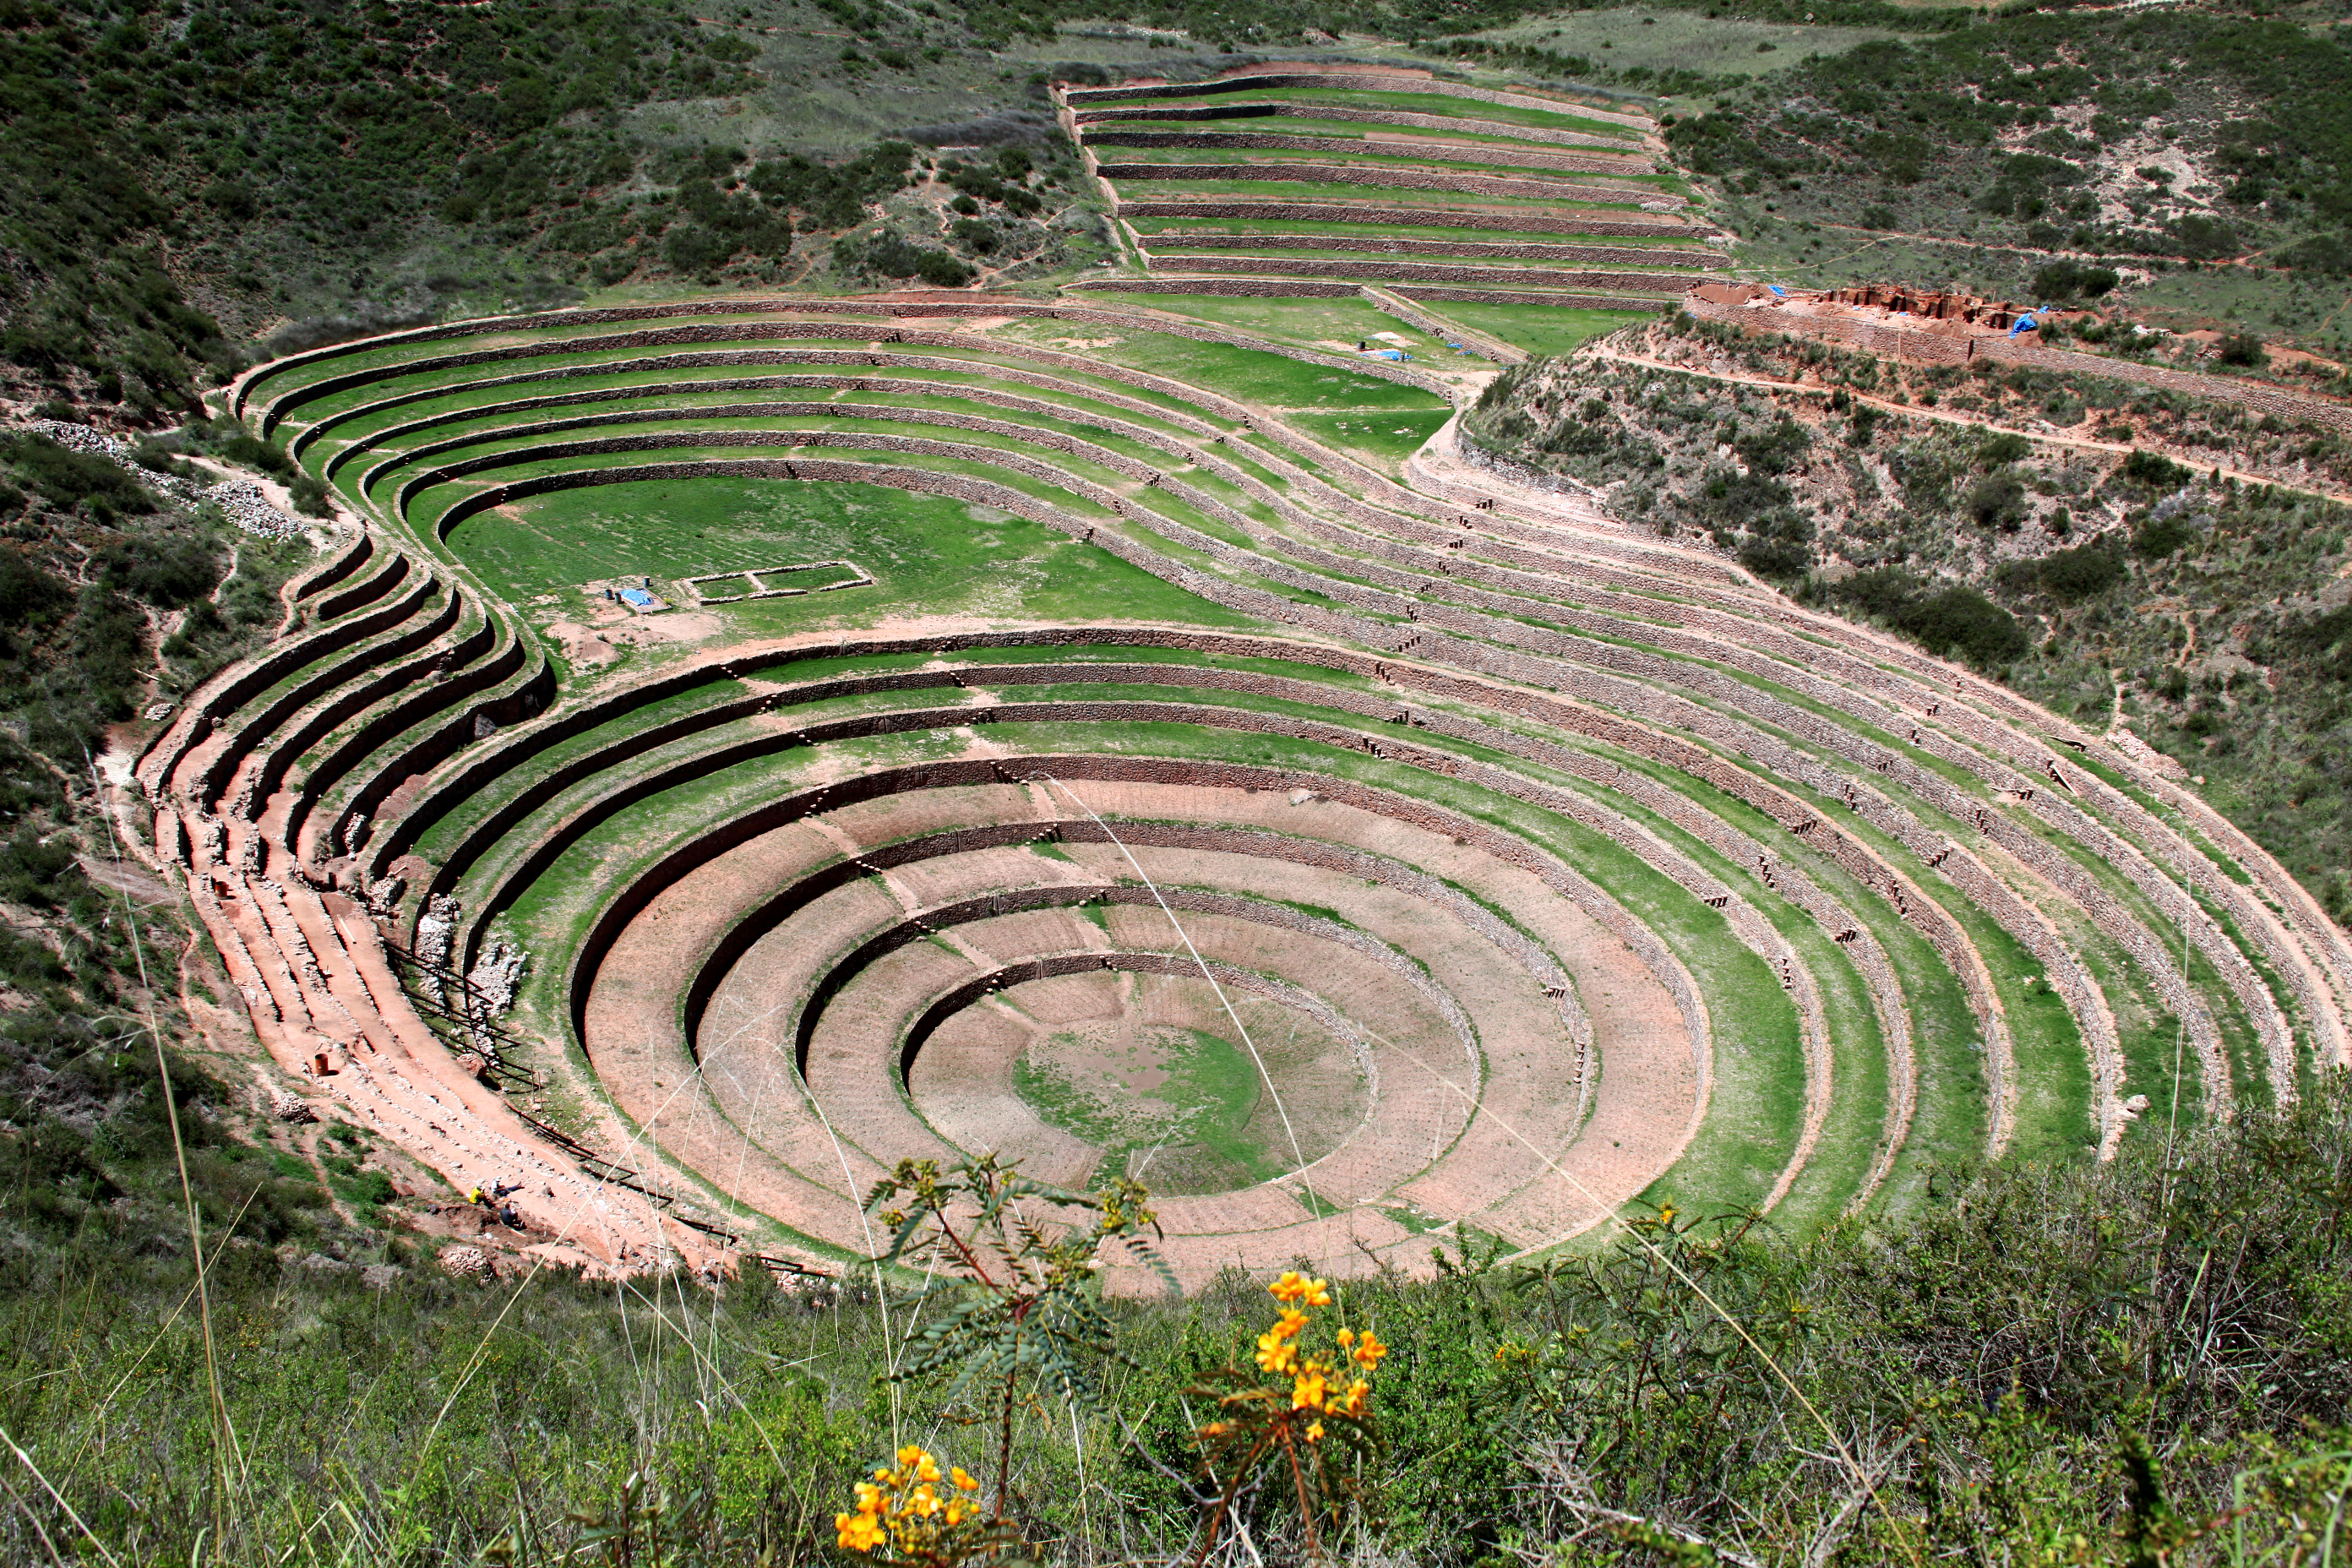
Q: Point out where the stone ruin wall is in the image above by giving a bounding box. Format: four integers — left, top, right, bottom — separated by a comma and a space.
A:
1062, 72, 1652, 129
1682, 294, 2352, 435
1092, 161, 1675, 206
1152, 255, 1692, 291
1083, 130, 1649, 176
1115, 200, 1702, 239
1147, 234, 1719, 269
1074, 101, 1636, 151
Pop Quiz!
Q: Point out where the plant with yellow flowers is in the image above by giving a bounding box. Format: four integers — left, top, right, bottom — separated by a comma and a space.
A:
864, 1154, 1170, 1520
834, 1446, 1019, 1568
1186, 1271, 1387, 1566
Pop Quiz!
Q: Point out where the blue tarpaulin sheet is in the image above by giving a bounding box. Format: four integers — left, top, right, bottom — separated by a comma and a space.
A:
620, 588, 659, 610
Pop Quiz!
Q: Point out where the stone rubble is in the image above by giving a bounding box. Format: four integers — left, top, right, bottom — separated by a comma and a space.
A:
14, 417, 311, 540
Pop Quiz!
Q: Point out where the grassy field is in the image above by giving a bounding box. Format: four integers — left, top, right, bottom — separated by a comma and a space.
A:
1090, 293, 1457, 356
1010, 1013, 1364, 1195
1414, 301, 1652, 356
453, 477, 1258, 638
1469, 7, 1910, 93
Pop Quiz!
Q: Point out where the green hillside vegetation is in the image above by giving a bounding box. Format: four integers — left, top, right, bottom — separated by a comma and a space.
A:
0, 1069, 2344, 1562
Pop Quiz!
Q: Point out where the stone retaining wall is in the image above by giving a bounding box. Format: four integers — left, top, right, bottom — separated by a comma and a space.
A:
562, 749, 1707, 1100
315, 627, 542, 865
1075, 100, 1638, 150
813, 884, 1476, 1080
323, 368, 1223, 483
200, 582, 460, 811
1393, 285, 1674, 310
1152, 234, 1718, 267
255, 606, 496, 841
245, 297, 1457, 424
381, 612, 1977, 1152
140, 559, 431, 803
1063, 72, 1653, 128
1119, 199, 1697, 237
258, 314, 1459, 435
1092, 160, 1672, 205
1084, 129, 1652, 177
1153, 254, 1693, 290
419, 646, 1881, 1173
373, 434, 2251, 1133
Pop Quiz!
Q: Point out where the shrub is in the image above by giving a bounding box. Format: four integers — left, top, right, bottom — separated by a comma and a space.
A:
1977, 431, 2032, 466
289, 474, 335, 518
2030, 259, 2118, 300
2036, 538, 2126, 600
2216, 331, 2268, 368
2133, 513, 2197, 557
1964, 471, 2029, 531
2, 436, 157, 514
2121, 449, 2193, 489
95, 536, 221, 608
1827, 569, 2028, 667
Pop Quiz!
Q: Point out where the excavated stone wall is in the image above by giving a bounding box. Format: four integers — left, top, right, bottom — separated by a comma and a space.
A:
1149, 234, 1718, 268
1683, 295, 2352, 434
1118, 199, 1698, 237
1063, 72, 1652, 127
1093, 160, 1673, 205
1152, 255, 1694, 290
199, 584, 461, 808
1074, 101, 1639, 150
1084, 130, 1652, 177
145, 562, 430, 798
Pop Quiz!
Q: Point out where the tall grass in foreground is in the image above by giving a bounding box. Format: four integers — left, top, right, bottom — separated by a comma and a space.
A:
0, 1073, 2344, 1565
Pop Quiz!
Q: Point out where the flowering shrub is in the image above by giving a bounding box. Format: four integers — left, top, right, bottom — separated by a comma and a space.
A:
835, 1446, 1015, 1568
1189, 1272, 1387, 1565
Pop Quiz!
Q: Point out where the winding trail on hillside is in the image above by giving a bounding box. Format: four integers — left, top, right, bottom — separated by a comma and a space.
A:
1581, 341, 2352, 505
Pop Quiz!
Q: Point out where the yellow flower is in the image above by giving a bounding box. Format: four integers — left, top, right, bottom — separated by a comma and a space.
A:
945, 1502, 966, 1526
1658, 1203, 1678, 1228
836, 1511, 885, 1552
854, 1482, 885, 1511
1269, 1271, 1333, 1306
915, 1453, 941, 1485
1351, 1330, 1387, 1369
1293, 1369, 1328, 1410
1255, 1329, 1299, 1375
1305, 1420, 1326, 1442
1341, 1379, 1369, 1415
896, 1445, 928, 1470
909, 1484, 940, 1516
951, 1466, 980, 1492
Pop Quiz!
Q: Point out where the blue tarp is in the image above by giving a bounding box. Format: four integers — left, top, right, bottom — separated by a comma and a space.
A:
620, 588, 659, 610
1367, 348, 1407, 362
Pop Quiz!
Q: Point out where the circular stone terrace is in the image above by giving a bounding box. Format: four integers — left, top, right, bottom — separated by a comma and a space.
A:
137, 280, 2352, 1285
